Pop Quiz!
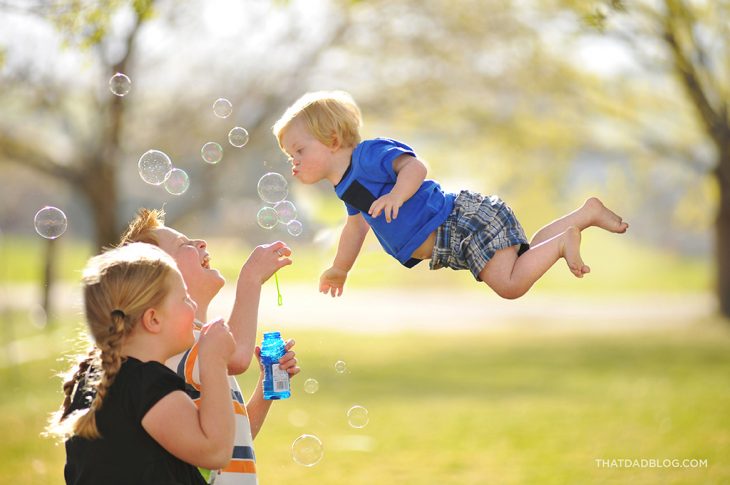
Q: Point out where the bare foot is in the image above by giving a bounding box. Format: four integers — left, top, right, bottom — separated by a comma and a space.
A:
560, 226, 590, 278
584, 197, 629, 233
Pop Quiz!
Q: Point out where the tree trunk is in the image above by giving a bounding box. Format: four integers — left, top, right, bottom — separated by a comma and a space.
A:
716, 144, 730, 318
82, 161, 119, 251
41, 237, 56, 327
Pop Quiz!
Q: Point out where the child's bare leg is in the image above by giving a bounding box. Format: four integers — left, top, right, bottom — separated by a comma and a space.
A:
481, 227, 587, 299
530, 197, 628, 246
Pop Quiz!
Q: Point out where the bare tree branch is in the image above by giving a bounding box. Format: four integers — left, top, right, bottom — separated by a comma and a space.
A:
0, 127, 80, 184
661, 0, 723, 144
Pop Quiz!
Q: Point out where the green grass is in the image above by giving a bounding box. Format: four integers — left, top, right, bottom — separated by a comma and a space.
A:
1, 315, 728, 484
0, 236, 93, 283
0, 232, 711, 294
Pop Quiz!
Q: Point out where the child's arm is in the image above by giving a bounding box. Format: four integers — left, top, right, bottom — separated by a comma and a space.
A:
368, 154, 428, 222
246, 339, 299, 439
142, 320, 236, 470
227, 242, 292, 375
320, 213, 370, 297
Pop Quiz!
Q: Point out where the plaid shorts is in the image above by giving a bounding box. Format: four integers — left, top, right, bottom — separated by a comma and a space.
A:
429, 190, 530, 281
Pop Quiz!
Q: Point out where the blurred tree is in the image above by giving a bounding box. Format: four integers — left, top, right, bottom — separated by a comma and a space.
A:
0, 0, 155, 249
319, 0, 604, 224
0, 0, 350, 250
559, 0, 729, 316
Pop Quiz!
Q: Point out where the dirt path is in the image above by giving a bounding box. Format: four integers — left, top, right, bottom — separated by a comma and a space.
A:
1, 283, 716, 334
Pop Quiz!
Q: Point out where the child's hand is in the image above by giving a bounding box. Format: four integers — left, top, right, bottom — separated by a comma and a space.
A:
198, 318, 235, 366
319, 266, 347, 297
254, 338, 300, 378
240, 241, 292, 285
369, 193, 403, 223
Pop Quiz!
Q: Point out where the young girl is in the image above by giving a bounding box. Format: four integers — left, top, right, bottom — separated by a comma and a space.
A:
273, 90, 629, 299
120, 208, 300, 484
48, 243, 235, 485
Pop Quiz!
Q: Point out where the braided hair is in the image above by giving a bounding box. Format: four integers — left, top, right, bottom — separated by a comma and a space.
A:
47, 243, 177, 440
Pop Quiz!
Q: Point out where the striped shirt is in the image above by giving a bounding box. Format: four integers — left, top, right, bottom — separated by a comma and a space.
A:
166, 322, 257, 485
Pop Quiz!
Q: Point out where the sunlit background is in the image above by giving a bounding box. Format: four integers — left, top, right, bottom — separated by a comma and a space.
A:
0, 0, 728, 483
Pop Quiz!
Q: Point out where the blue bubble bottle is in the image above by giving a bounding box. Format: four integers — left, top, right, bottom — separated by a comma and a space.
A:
261, 331, 291, 400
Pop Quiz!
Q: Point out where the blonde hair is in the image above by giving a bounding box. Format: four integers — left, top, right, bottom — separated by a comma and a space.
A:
118, 208, 165, 247
273, 90, 362, 151
48, 243, 177, 440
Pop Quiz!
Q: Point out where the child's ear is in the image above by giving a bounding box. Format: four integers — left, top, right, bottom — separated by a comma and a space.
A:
329, 133, 341, 151
140, 307, 163, 334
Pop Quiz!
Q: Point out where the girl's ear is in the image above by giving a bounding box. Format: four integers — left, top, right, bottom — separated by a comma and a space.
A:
140, 307, 163, 334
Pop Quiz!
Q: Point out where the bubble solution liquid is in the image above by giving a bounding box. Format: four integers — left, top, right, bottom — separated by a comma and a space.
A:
261, 331, 291, 400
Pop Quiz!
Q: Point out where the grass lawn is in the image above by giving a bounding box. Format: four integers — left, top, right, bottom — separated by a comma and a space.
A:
0, 231, 711, 294
1, 315, 728, 484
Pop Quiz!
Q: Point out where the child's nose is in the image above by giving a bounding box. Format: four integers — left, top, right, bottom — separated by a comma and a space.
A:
195, 239, 207, 250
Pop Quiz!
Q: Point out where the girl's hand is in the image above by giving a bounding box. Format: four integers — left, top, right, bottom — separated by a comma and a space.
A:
319, 266, 347, 297
198, 318, 235, 366
254, 338, 300, 377
241, 242, 292, 285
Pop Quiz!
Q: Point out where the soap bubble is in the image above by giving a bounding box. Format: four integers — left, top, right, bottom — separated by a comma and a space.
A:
138, 150, 172, 185
334, 360, 347, 374
212, 98, 233, 118
109, 72, 131, 96
274, 200, 297, 224
257, 207, 278, 229
257, 172, 288, 203
347, 405, 369, 429
228, 127, 249, 147
291, 434, 323, 467
164, 168, 190, 195
303, 378, 319, 394
287, 220, 303, 237
34, 206, 67, 239
201, 142, 223, 164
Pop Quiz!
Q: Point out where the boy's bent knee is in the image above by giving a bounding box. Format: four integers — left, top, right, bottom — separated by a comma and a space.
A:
485, 281, 528, 300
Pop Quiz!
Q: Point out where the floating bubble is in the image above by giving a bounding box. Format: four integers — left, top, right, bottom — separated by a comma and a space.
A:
334, 360, 347, 374
138, 150, 172, 185
201, 142, 223, 164
213, 98, 233, 118
287, 220, 303, 237
303, 378, 319, 394
274, 200, 297, 224
291, 434, 323, 467
228, 127, 249, 147
109, 72, 131, 96
257, 206, 278, 229
34, 206, 68, 239
347, 405, 369, 429
257, 172, 288, 203
164, 168, 190, 195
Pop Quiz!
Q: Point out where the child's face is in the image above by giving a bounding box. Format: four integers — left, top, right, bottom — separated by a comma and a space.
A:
152, 226, 224, 310
281, 117, 335, 184
157, 270, 197, 355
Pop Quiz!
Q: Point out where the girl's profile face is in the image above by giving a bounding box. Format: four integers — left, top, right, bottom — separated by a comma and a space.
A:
156, 270, 197, 355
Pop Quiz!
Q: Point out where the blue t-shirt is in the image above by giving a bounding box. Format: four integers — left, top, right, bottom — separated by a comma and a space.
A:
334, 138, 455, 267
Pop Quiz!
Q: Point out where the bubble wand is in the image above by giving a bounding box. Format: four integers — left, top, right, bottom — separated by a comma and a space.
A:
274, 272, 283, 306
274, 248, 284, 306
